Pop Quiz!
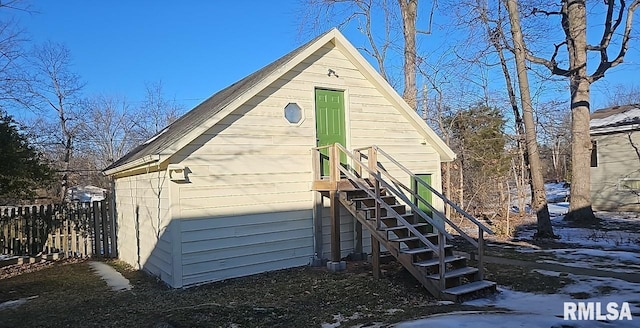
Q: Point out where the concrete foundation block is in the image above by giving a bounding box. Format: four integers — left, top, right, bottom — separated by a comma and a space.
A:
310, 258, 326, 267
326, 261, 346, 272
349, 252, 368, 261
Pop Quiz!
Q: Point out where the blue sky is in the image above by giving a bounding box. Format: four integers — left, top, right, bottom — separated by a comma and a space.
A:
18, 1, 308, 110
12, 0, 640, 115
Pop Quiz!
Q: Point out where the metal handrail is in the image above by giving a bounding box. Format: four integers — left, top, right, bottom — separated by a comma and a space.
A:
331, 145, 445, 254
336, 164, 442, 253
373, 146, 494, 235
371, 160, 479, 247
311, 143, 492, 282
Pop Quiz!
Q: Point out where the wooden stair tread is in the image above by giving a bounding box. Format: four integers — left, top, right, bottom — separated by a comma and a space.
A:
381, 223, 430, 232
350, 196, 394, 202
389, 233, 438, 243
428, 267, 478, 280
400, 245, 452, 255
414, 255, 465, 268
360, 204, 404, 211
380, 213, 414, 220
443, 280, 497, 296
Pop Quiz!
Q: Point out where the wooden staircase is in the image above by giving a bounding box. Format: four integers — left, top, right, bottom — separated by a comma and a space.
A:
311, 144, 497, 302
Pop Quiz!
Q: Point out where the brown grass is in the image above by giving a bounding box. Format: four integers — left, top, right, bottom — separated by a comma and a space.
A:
0, 259, 498, 328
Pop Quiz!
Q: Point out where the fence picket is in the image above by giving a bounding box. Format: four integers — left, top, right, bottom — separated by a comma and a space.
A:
0, 196, 115, 259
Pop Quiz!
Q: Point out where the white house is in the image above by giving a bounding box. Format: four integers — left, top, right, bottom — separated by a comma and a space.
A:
67, 185, 106, 203
103, 29, 456, 289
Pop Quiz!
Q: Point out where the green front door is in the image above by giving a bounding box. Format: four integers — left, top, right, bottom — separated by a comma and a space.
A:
413, 174, 436, 231
315, 89, 346, 176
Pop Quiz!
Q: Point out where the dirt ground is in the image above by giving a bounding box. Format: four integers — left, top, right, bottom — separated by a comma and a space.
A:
3, 212, 637, 327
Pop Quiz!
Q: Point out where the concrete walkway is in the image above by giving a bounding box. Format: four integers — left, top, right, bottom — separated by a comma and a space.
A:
88, 261, 132, 291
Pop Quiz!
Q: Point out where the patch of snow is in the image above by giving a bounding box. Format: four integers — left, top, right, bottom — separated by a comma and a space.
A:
398, 277, 640, 327
143, 127, 168, 145
397, 312, 572, 328
0, 254, 17, 261
385, 308, 404, 315
590, 108, 640, 128
321, 312, 363, 328
532, 269, 563, 277
88, 261, 132, 291
0, 296, 38, 311
547, 202, 569, 216
525, 249, 640, 274
546, 183, 570, 202
517, 219, 640, 252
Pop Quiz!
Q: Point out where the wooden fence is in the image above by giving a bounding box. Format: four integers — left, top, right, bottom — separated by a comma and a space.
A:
0, 197, 117, 258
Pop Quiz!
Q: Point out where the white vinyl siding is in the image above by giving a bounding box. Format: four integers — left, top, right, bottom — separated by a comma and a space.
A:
590, 130, 640, 211
114, 170, 173, 284
124, 42, 446, 287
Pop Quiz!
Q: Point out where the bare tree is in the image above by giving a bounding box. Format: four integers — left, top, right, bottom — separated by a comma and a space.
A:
398, 0, 418, 109
302, 0, 394, 82
77, 95, 138, 170
605, 84, 640, 107
26, 41, 84, 202
504, 0, 554, 237
527, 0, 640, 221
0, 1, 31, 107
134, 81, 182, 141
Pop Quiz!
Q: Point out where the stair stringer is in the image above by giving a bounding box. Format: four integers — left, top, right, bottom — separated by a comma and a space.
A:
338, 196, 444, 299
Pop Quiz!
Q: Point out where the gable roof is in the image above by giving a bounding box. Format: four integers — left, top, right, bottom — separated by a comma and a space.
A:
590, 104, 640, 135
104, 29, 455, 176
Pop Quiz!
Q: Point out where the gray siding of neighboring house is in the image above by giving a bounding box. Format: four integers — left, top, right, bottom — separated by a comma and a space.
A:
591, 130, 640, 212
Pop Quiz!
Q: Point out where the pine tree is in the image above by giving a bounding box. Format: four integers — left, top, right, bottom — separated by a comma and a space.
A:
0, 111, 54, 204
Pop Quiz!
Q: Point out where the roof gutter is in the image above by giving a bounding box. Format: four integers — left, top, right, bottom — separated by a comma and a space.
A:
590, 123, 640, 136
103, 154, 161, 176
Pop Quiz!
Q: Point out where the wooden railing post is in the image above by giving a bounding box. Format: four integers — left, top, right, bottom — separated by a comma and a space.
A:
438, 231, 446, 290
354, 149, 363, 177
330, 144, 340, 184
372, 237, 380, 279
478, 227, 484, 280
368, 147, 381, 229
312, 148, 320, 180
329, 144, 341, 263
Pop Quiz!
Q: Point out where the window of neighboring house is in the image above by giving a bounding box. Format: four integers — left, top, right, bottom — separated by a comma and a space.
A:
619, 178, 640, 191
590, 140, 598, 167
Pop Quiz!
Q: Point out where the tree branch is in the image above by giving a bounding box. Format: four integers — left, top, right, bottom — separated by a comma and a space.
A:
590, 0, 640, 82
531, 7, 562, 16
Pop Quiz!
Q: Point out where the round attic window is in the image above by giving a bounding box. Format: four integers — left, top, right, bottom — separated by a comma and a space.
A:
284, 103, 304, 125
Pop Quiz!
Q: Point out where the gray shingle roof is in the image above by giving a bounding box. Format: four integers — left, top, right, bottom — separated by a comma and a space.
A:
590, 103, 640, 129
104, 31, 330, 173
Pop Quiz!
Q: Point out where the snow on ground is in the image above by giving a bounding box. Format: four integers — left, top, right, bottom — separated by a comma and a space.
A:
88, 261, 132, 291
546, 183, 571, 203
536, 249, 640, 274
398, 183, 640, 327
398, 273, 640, 328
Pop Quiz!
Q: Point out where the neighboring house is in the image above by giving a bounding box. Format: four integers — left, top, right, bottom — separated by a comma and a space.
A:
103, 29, 455, 288
590, 104, 640, 212
67, 185, 106, 203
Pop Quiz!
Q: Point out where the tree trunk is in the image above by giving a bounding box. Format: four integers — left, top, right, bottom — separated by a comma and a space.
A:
566, 78, 597, 221
563, 0, 597, 221
505, 0, 555, 237
398, 0, 418, 110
